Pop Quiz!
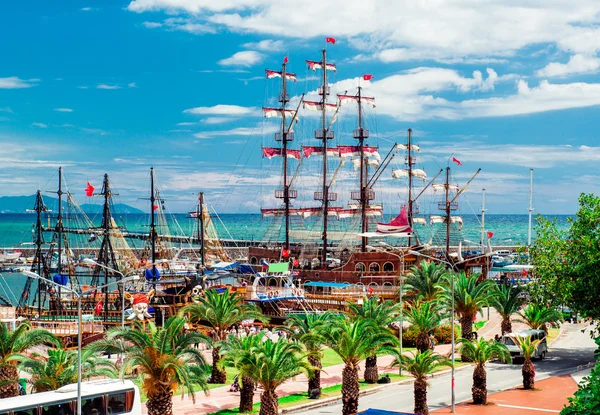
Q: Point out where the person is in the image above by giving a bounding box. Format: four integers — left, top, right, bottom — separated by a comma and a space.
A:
472, 331, 478, 340
144, 263, 161, 283
494, 334, 500, 342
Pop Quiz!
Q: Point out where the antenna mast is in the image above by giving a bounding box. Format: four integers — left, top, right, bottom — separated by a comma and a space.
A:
481, 188, 486, 246
198, 192, 205, 266
150, 167, 157, 270
527, 168, 534, 247
407, 129, 414, 246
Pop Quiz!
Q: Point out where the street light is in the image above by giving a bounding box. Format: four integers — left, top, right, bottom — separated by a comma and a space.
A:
407, 249, 492, 414
17, 270, 138, 415
369, 243, 406, 376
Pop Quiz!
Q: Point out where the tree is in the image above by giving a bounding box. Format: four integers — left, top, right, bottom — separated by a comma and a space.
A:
458, 337, 511, 404
19, 347, 116, 393
278, 311, 332, 394
87, 316, 210, 415
391, 350, 451, 415
321, 316, 398, 415
220, 333, 264, 413
491, 285, 524, 335
561, 337, 600, 414
516, 302, 563, 334
180, 289, 264, 384
0, 321, 60, 398
347, 296, 400, 383
404, 300, 447, 353
403, 260, 449, 302
440, 271, 497, 342
532, 194, 600, 323
512, 334, 543, 390
233, 336, 312, 415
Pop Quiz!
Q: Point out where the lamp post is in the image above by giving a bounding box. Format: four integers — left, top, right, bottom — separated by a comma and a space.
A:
18, 270, 137, 415
370, 243, 406, 376
407, 250, 492, 413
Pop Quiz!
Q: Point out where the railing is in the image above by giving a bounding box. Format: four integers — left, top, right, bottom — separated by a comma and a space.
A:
253, 287, 304, 301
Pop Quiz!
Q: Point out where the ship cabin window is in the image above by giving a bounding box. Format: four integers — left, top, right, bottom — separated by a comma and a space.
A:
268, 278, 277, 287
355, 263, 366, 272
269, 259, 275, 263
368, 282, 379, 288
369, 263, 380, 272
250, 257, 257, 265
383, 262, 394, 272
383, 282, 393, 288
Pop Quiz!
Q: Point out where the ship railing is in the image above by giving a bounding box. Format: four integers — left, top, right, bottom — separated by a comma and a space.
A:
31, 320, 104, 335
252, 287, 305, 301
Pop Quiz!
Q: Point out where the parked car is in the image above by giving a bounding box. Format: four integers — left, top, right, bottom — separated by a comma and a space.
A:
501, 329, 548, 362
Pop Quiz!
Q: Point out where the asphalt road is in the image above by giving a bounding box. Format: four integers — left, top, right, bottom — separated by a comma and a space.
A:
300, 323, 597, 415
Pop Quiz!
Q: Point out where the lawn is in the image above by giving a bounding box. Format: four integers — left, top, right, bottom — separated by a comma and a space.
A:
547, 327, 560, 344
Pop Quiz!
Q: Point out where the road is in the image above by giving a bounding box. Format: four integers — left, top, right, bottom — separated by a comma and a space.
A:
300, 323, 597, 415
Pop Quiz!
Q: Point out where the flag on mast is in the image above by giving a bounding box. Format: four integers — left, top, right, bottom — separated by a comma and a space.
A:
283, 56, 289, 63
326, 37, 336, 44
452, 156, 462, 166
85, 182, 94, 197
363, 74, 374, 81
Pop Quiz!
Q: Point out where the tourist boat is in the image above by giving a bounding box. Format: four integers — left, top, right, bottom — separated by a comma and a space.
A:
0, 250, 22, 262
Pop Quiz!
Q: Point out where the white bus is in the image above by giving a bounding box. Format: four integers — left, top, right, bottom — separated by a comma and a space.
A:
0, 379, 142, 415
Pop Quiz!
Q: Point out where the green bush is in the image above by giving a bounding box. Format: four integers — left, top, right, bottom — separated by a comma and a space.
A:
561, 337, 600, 414
401, 325, 419, 347
433, 324, 460, 345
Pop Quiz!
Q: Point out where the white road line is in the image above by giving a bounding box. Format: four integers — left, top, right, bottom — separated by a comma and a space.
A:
497, 403, 560, 413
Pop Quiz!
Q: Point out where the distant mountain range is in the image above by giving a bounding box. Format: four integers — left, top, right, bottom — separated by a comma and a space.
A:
0, 195, 144, 214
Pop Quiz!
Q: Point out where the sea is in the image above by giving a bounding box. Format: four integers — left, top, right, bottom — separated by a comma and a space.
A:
0, 213, 572, 307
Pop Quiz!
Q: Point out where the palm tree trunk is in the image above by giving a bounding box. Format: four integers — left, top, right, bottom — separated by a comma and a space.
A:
472, 363, 487, 404
342, 364, 360, 415
239, 376, 255, 413
146, 388, 173, 415
259, 389, 278, 415
416, 332, 431, 353
414, 376, 429, 415
211, 346, 227, 384
501, 317, 512, 335
522, 359, 535, 390
0, 364, 19, 398
364, 355, 378, 384
308, 355, 322, 394
460, 315, 474, 362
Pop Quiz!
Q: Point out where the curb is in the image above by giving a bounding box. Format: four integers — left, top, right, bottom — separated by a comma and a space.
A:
280, 364, 474, 414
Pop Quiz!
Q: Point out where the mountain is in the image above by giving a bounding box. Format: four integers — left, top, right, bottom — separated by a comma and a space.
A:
0, 195, 144, 214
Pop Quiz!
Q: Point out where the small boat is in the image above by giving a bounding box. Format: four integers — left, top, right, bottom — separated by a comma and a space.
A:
0, 250, 22, 262
491, 255, 513, 267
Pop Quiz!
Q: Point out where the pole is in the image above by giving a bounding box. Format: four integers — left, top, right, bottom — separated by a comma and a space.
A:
57, 167, 63, 279
321, 48, 329, 267
77, 294, 82, 415
281, 62, 290, 251
445, 167, 451, 261
481, 188, 486, 246
198, 192, 205, 266
451, 267, 455, 413
399, 254, 404, 376
358, 86, 368, 253
150, 167, 157, 271
527, 168, 533, 247
407, 129, 413, 247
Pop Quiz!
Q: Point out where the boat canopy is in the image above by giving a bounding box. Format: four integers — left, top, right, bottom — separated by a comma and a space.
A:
212, 261, 257, 274
304, 281, 352, 288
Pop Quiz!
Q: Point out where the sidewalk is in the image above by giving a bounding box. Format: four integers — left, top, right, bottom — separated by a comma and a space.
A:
432, 372, 580, 414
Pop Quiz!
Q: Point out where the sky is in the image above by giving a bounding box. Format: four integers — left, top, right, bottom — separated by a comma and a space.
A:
2, 0, 600, 215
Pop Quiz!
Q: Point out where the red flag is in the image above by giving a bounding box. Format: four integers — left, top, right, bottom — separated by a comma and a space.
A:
95, 301, 103, 315
85, 182, 94, 197
326, 37, 336, 44
282, 249, 290, 258
153, 205, 159, 211
283, 56, 289, 64
452, 156, 462, 166
487, 231, 494, 239
293, 258, 299, 267
363, 74, 373, 81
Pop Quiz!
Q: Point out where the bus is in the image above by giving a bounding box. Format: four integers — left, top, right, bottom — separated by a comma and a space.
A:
0, 379, 142, 415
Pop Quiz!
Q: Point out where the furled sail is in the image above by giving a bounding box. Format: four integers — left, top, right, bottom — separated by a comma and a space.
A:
262, 147, 301, 160
261, 207, 342, 218
263, 107, 298, 119
265, 69, 297, 82
352, 158, 380, 170
302, 146, 341, 158
392, 168, 427, 179
396, 144, 420, 152
306, 60, 336, 71
413, 217, 427, 225
338, 145, 380, 160
303, 101, 338, 112
433, 183, 459, 193
337, 94, 376, 108
430, 215, 463, 231
337, 206, 383, 219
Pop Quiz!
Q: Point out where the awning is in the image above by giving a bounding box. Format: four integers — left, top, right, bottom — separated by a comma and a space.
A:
359, 409, 417, 415
304, 281, 352, 288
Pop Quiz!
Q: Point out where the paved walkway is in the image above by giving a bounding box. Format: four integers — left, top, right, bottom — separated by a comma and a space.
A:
432, 373, 580, 414
157, 307, 511, 414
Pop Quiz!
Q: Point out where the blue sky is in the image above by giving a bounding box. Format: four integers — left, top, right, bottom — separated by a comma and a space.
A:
2, 1, 600, 215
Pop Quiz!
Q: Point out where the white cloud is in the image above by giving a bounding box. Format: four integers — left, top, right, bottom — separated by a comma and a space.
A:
0, 107, 12, 113
97, 84, 121, 90
176, 122, 198, 126
242, 39, 284, 52
126, 1, 600, 61
143, 21, 163, 29
0, 77, 38, 89
80, 7, 98, 11
31, 122, 48, 128
193, 124, 278, 139
54, 108, 73, 113
536, 54, 600, 78
218, 51, 265, 67
183, 104, 256, 115
128, 82, 137, 88
142, 17, 215, 34
202, 116, 237, 124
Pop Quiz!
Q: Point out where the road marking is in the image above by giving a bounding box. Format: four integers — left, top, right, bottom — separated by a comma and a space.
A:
497, 404, 560, 413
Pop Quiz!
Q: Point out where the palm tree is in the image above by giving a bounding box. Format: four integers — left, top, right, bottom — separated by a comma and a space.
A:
322, 316, 398, 415
458, 337, 511, 404
404, 300, 447, 353
516, 303, 563, 334
491, 285, 523, 335
234, 336, 312, 415
391, 350, 451, 415
87, 316, 210, 415
0, 321, 60, 398
440, 271, 497, 342
19, 347, 116, 393
220, 333, 264, 413
180, 289, 264, 384
347, 296, 400, 383
511, 335, 543, 390
403, 260, 449, 302
278, 311, 332, 394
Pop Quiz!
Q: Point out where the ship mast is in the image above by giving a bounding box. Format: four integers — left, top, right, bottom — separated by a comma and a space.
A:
407, 129, 414, 247
150, 167, 157, 271
527, 168, 534, 247
281, 61, 291, 250
481, 188, 486, 246
56, 166, 64, 278
198, 192, 205, 266
445, 167, 451, 261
